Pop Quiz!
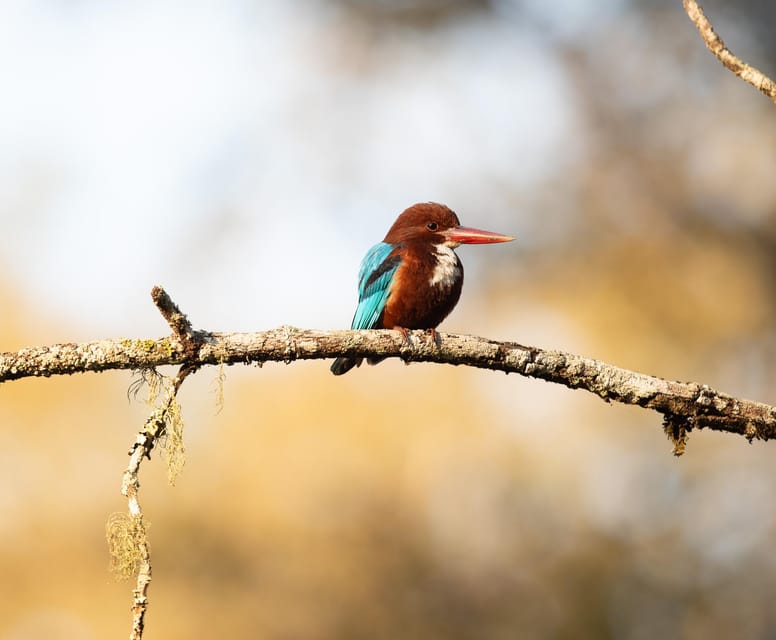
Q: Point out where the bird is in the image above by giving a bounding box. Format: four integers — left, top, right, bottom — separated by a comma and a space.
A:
331, 202, 514, 375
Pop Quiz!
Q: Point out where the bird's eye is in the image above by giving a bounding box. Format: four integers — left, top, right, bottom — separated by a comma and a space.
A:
427, 222, 438, 231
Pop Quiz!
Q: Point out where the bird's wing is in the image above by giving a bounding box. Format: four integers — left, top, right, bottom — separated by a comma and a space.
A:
351, 242, 402, 329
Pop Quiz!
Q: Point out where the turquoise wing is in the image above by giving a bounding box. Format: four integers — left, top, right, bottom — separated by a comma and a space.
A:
351, 242, 401, 329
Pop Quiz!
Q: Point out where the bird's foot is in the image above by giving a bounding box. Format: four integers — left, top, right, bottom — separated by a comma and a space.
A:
394, 327, 441, 348
395, 326, 411, 345
426, 327, 441, 347
394, 327, 413, 366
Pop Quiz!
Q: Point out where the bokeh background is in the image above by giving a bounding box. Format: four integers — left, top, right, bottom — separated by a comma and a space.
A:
2, 0, 776, 638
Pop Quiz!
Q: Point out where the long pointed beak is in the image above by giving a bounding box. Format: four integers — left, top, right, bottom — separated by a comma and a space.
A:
444, 225, 515, 245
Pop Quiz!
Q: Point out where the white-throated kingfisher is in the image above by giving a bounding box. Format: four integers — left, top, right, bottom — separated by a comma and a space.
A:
331, 202, 514, 375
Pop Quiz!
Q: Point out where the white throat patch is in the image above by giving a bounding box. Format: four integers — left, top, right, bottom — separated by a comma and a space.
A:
430, 245, 462, 288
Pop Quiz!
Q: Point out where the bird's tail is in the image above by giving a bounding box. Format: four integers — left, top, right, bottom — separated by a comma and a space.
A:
330, 357, 362, 376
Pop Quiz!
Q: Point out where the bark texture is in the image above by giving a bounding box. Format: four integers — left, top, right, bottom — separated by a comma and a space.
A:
2, 310, 775, 443
684, 0, 776, 103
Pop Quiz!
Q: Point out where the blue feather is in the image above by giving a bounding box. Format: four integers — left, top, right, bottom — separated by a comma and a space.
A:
351, 242, 401, 329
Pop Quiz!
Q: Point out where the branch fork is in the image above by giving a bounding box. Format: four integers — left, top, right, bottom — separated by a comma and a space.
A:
120, 287, 209, 640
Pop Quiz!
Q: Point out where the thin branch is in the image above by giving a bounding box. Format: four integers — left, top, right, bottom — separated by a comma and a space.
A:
151, 285, 194, 341
683, 0, 776, 104
1, 286, 775, 446
116, 289, 203, 639
122, 364, 194, 640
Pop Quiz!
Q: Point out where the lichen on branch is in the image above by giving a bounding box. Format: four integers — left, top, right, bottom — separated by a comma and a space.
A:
1, 286, 775, 447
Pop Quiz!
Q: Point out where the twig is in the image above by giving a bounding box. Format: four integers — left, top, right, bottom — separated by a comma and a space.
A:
683, 0, 776, 104
121, 364, 193, 640
120, 288, 203, 640
151, 285, 194, 340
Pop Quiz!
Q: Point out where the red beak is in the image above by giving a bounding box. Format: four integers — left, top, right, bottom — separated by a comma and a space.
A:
443, 225, 515, 245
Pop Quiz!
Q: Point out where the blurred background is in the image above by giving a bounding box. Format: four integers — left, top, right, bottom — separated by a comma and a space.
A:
2, 0, 776, 638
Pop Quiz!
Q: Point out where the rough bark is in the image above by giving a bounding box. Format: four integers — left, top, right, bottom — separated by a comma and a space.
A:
2, 287, 775, 445
683, 0, 776, 103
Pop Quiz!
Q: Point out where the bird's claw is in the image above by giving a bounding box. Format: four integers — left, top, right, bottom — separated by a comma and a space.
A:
396, 326, 411, 345
395, 327, 440, 347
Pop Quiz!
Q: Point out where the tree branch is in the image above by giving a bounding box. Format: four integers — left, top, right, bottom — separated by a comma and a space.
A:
109, 288, 202, 639
683, 0, 776, 104
120, 363, 192, 640
5, 286, 775, 639
2, 286, 775, 448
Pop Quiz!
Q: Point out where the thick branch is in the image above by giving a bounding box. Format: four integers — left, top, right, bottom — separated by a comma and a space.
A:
2, 325, 775, 443
683, 0, 776, 104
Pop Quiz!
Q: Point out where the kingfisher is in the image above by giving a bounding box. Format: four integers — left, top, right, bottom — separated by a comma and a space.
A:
331, 202, 514, 375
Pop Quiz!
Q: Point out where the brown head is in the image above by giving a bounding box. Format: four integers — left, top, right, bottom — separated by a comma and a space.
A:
384, 202, 514, 247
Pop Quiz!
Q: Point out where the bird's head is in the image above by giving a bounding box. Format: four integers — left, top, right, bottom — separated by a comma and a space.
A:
384, 202, 514, 248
